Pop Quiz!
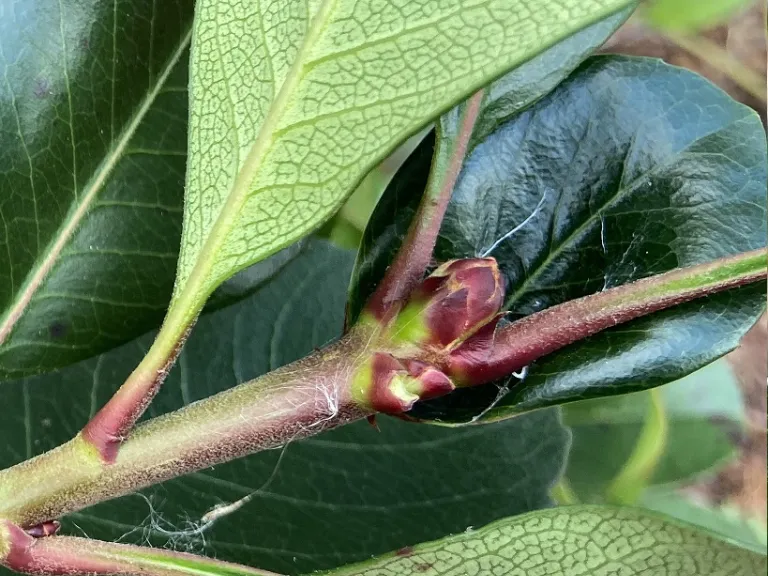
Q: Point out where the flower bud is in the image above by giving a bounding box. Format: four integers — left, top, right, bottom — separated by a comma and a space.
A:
390, 258, 505, 350
444, 316, 502, 386
401, 359, 454, 401
352, 353, 454, 414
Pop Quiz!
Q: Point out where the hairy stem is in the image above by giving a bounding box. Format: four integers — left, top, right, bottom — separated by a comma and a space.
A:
84, 92, 483, 460
0, 250, 762, 529
0, 334, 370, 528
0, 521, 279, 576
82, 318, 196, 462
364, 90, 485, 320
448, 249, 767, 384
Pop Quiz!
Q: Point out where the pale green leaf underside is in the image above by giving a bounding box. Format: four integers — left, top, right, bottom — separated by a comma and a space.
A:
180, 0, 635, 299
323, 506, 767, 576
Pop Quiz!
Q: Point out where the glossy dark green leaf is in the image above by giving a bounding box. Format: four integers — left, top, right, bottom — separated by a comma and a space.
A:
564, 359, 745, 502
346, 10, 633, 322
0, 239, 568, 576
320, 506, 767, 576
351, 55, 767, 423
0, 0, 194, 380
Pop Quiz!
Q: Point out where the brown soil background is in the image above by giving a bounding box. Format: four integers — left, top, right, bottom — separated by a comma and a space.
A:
602, 2, 767, 523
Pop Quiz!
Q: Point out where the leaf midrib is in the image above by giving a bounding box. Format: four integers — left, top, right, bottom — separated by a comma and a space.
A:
181, 0, 641, 310
174, 0, 338, 300
503, 112, 752, 310
0, 26, 193, 346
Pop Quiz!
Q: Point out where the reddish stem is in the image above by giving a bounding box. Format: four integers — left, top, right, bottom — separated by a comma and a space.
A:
365, 90, 485, 320
448, 249, 766, 385
0, 335, 370, 528
0, 521, 279, 576
0, 250, 762, 529
81, 322, 195, 462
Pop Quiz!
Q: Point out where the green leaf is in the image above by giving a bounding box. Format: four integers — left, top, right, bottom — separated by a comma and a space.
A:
321, 131, 430, 251
640, 487, 768, 555
346, 10, 632, 323
0, 239, 568, 576
351, 55, 766, 423
564, 359, 745, 502
0, 0, 195, 380
319, 506, 768, 576
642, 0, 753, 32
204, 242, 306, 311
175, 0, 636, 315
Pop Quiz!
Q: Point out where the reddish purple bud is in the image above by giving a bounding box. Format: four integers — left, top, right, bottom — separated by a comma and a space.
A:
368, 353, 411, 414
445, 315, 504, 386
402, 360, 455, 400
394, 258, 504, 350
359, 354, 455, 414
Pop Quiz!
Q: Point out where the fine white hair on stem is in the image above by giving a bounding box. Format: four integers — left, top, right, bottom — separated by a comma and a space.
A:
116, 492, 210, 551
116, 443, 292, 550
68, 521, 91, 539
479, 191, 548, 258
306, 381, 340, 429
469, 365, 529, 424
200, 440, 290, 524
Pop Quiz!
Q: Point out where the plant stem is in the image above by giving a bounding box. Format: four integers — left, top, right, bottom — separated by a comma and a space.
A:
81, 316, 196, 462
0, 250, 763, 529
448, 248, 767, 385
84, 89, 480, 460
0, 334, 371, 528
0, 521, 279, 576
605, 388, 667, 505
364, 90, 484, 320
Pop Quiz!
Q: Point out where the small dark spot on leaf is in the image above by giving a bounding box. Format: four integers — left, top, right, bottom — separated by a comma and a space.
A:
49, 322, 68, 339
414, 563, 432, 572
396, 547, 414, 557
